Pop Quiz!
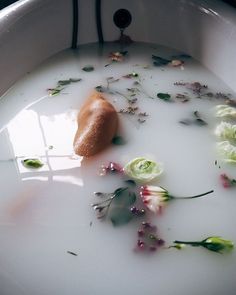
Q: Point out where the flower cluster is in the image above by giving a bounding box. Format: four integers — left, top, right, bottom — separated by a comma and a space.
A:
220, 173, 236, 188
99, 162, 123, 176
135, 222, 165, 252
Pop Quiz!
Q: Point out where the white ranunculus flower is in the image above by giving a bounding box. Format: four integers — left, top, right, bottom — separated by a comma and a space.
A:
215, 105, 236, 119
215, 122, 236, 140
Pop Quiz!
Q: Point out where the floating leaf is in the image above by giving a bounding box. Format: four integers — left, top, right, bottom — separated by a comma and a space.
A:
112, 136, 126, 145
179, 119, 191, 125
48, 78, 81, 96
124, 179, 136, 187
195, 118, 207, 126
58, 78, 81, 85
57, 80, 71, 86
48, 88, 63, 96
114, 187, 128, 195
67, 251, 78, 256
69, 78, 82, 83
113, 190, 136, 207
110, 208, 133, 226
172, 54, 191, 59
193, 111, 207, 125
22, 158, 44, 169
157, 93, 171, 101
180, 111, 207, 126
95, 85, 105, 92
82, 65, 94, 72
120, 51, 128, 56
152, 55, 170, 66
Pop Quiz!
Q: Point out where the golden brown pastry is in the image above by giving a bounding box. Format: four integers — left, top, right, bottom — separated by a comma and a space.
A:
73, 91, 118, 157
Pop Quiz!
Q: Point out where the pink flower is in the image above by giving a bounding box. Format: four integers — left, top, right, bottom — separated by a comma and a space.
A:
220, 173, 236, 188
140, 186, 169, 214
140, 185, 214, 214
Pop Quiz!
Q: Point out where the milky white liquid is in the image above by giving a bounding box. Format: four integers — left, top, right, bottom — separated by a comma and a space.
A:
0, 43, 235, 295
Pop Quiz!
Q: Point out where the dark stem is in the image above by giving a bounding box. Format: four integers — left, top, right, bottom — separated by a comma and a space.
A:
169, 189, 214, 200
174, 240, 202, 247
92, 197, 114, 207
71, 0, 79, 49
96, 0, 104, 43
115, 90, 131, 102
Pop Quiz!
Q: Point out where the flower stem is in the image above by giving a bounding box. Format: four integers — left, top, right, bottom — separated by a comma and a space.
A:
170, 189, 214, 200
174, 240, 203, 247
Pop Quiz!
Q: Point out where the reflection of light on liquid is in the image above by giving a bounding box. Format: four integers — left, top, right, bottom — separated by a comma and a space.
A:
7, 108, 82, 174
53, 175, 83, 186
4, 106, 84, 221
21, 176, 48, 182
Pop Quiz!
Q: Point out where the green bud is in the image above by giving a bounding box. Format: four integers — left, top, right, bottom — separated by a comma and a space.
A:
202, 236, 234, 253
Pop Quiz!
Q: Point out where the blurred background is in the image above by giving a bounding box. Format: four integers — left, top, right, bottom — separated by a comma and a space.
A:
0, 0, 236, 10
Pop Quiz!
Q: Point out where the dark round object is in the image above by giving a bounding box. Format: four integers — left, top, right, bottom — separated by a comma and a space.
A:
113, 9, 132, 29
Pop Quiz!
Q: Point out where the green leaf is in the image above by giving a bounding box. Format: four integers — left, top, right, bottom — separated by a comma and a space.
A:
193, 111, 207, 125
157, 93, 171, 100
22, 158, 44, 169
95, 85, 105, 92
195, 118, 207, 126
48, 88, 63, 96
110, 208, 133, 226
120, 51, 128, 56
179, 119, 191, 125
69, 78, 82, 83
57, 78, 81, 86
124, 179, 136, 187
113, 190, 136, 206
112, 136, 126, 145
82, 65, 94, 72
58, 80, 71, 86
152, 55, 170, 66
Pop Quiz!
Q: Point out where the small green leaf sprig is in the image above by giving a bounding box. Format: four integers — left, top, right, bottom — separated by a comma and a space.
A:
47, 78, 81, 96
172, 236, 234, 253
157, 93, 171, 101
22, 158, 44, 169
179, 110, 207, 126
82, 65, 94, 72
152, 55, 185, 67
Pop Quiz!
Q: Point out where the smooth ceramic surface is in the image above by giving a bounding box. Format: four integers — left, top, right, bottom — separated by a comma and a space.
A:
0, 0, 236, 97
